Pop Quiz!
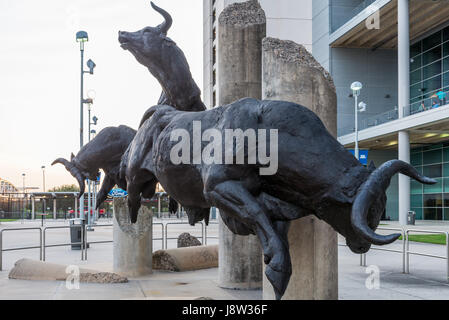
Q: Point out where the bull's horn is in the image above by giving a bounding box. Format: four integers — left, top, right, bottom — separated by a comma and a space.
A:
351, 160, 436, 245
150, 1, 172, 35
51, 158, 86, 199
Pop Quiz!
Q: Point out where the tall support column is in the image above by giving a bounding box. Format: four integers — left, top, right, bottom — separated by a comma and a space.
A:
217, 0, 265, 290
74, 197, 78, 219
398, 0, 410, 225
398, 131, 410, 225
262, 38, 338, 300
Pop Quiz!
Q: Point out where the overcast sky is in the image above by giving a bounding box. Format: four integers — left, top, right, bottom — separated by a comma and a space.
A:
0, 0, 203, 191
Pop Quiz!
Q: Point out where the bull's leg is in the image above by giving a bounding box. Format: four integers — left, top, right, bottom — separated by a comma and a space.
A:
205, 181, 291, 300
96, 174, 115, 209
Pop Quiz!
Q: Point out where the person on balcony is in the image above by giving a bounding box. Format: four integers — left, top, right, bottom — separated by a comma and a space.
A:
432, 100, 440, 109
437, 90, 447, 106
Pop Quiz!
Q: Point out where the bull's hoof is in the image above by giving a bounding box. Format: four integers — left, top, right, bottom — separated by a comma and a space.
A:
265, 264, 291, 300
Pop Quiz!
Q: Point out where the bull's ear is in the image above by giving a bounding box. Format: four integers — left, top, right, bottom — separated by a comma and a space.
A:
368, 161, 376, 172
71, 153, 75, 161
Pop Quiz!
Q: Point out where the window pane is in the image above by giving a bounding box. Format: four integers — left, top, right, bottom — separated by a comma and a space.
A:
445, 178, 449, 193
423, 60, 442, 79
445, 42, 449, 58
411, 69, 422, 85
411, 153, 422, 166
411, 179, 423, 194
424, 178, 443, 193
411, 55, 421, 71
445, 208, 449, 221
444, 72, 449, 88
423, 164, 442, 177
444, 26, 449, 42
423, 31, 442, 51
444, 148, 449, 162
424, 208, 442, 220
411, 194, 422, 207
422, 75, 442, 93
424, 193, 443, 207
412, 208, 423, 220
411, 42, 421, 57
444, 164, 449, 177
444, 193, 449, 206
410, 83, 422, 99
423, 149, 442, 165
423, 45, 442, 65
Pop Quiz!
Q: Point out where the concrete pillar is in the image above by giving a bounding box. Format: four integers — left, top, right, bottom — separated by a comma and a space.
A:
217, 0, 265, 290
113, 197, 153, 277
262, 37, 338, 300
53, 198, 56, 220
398, 131, 410, 225
31, 197, 35, 220
398, 0, 411, 225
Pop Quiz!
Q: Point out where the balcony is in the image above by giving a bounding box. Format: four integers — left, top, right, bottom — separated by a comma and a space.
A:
331, 0, 377, 33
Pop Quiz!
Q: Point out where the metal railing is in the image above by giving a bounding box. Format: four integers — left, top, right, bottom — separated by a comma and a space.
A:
153, 222, 164, 249
0, 227, 42, 271
0, 219, 217, 270
359, 227, 406, 274
204, 222, 218, 246
42, 225, 85, 262
405, 229, 449, 282
83, 224, 113, 260
164, 221, 204, 250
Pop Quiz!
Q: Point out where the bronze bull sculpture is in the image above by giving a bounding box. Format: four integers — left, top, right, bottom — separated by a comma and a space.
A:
117, 2, 437, 299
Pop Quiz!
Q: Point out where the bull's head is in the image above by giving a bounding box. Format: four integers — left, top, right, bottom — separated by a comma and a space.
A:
51, 153, 95, 199
334, 160, 436, 254
118, 2, 205, 112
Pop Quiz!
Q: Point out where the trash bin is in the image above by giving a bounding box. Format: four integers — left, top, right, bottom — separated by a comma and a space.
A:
69, 218, 88, 250
407, 211, 416, 225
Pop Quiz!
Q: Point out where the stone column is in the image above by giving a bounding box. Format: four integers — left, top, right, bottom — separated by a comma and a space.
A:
113, 197, 153, 277
217, 0, 265, 290
262, 37, 338, 300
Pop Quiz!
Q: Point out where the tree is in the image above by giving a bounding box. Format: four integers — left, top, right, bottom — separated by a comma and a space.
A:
48, 184, 80, 192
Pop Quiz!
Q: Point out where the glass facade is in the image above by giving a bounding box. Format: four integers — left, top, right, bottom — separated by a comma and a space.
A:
410, 26, 449, 112
410, 143, 449, 220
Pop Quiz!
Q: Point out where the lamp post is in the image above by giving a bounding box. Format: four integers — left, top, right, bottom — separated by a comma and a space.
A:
41, 166, 46, 192
76, 31, 96, 221
351, 81, 363, 160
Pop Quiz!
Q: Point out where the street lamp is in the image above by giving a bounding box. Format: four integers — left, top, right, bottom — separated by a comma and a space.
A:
76, 30, 95, 221
41, 166, 46, 192
351, 81, 363, 160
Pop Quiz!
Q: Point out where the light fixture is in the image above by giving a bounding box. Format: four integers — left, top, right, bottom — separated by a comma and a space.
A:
87, 90, 96, 100
76, 31, 89, 43
358, 101, 367, 112
351, 81, 363, 97
92, 116, 98, 125
87, 59, 96, 74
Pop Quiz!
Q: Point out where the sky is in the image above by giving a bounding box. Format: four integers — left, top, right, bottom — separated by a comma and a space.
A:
0, 0, 203, 191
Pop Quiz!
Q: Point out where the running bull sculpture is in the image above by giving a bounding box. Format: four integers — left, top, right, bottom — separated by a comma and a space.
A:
118, 3, 437, 299
52, 125, 136, 209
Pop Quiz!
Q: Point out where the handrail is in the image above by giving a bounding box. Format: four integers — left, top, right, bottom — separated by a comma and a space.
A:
164, 221, 204, 250
84, 224, 113, 260
42, 225, 85, 262
405, 229, 449, 282
0, 227, 42, 271
153, 222, 164, 249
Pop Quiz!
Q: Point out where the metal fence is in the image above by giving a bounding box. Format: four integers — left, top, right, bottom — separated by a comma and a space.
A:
0, 220, 218, 270
341, 227, 449, 283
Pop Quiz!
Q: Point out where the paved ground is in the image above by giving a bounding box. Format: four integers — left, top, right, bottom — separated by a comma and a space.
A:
1, 219, 449, 299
